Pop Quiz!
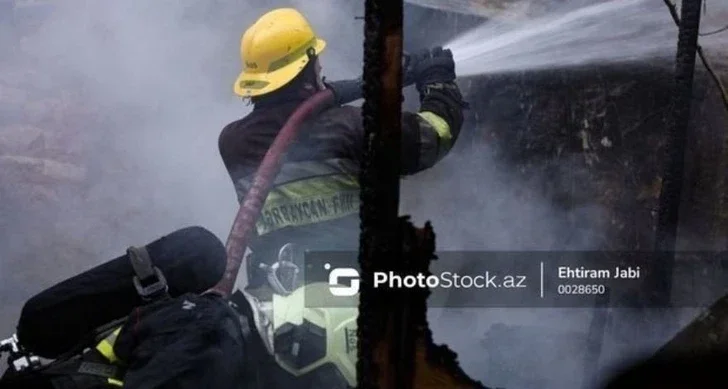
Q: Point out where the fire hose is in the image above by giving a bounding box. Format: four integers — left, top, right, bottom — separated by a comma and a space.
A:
210, 89, 337, 297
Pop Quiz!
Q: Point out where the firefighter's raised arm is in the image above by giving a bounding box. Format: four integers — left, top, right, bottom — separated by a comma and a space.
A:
332, 46, 465, 175
400, 46, 465, 175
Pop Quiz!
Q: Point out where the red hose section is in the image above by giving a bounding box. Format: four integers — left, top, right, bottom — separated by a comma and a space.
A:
211, 89, 336, 297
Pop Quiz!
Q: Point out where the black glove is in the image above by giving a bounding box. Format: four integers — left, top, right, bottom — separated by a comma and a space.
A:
406, 46, 456, 92
323, 77, 363, 105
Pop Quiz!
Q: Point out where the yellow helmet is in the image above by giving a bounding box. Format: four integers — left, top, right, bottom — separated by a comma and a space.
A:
271, 282, 358, 387
234, 8, 327, 97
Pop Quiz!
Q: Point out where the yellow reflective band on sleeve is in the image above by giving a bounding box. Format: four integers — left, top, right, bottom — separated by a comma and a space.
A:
107, 378, 124, 387
95, 327, 121, 363
417, 111, 452, 151
256, 174, 360, 235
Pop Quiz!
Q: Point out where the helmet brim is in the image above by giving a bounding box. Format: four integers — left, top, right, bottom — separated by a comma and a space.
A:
234, 38, 327, 98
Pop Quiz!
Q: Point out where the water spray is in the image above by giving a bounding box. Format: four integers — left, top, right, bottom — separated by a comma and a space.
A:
443, 0, 726, 77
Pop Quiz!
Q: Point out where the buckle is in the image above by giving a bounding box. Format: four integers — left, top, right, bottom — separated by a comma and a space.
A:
1, 334, 42, 373
259, 243, 303, 296
132, 267, 169, 301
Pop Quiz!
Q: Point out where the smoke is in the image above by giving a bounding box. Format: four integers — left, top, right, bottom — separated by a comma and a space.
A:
400, 120, 612, 388
12, 0, 363, 243
400, 141, 697, 388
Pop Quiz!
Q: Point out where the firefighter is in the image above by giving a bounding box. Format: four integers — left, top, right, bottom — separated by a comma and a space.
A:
218, 7, 465, 297
216, 7, 465, 387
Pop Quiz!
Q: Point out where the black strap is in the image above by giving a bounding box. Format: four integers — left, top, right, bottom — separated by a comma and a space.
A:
31, 353, 120, 387
76, 362, 118, 379
228, 291, 265, 389
127, 246, 169, 301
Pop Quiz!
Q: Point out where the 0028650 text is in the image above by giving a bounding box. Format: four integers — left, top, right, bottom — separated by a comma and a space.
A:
556, 284, 607, 295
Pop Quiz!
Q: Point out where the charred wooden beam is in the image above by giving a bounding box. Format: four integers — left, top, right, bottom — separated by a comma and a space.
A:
652, 0, 704, 305
357, 0, 406, 387
650, 0, 728, 361
364, 217, 489, 389
358, 1, 489, 388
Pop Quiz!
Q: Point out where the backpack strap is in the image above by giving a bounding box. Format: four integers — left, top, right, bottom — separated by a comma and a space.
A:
229, 290, 267, 389
75, 360, 123, 387
34, 351, 124, 389
127, 246, 169, 302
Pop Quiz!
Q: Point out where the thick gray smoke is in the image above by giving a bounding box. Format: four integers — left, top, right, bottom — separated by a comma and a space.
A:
402, 147, 610, 388
10, 0, 363, 246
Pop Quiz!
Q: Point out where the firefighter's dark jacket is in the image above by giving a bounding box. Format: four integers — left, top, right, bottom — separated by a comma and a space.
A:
219, 81, 465, 258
